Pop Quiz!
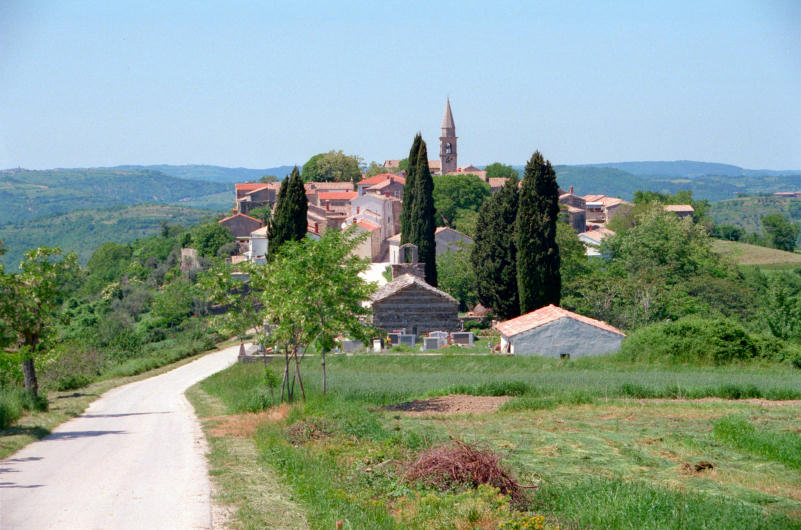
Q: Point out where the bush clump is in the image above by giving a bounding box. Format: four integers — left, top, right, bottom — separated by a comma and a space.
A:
0, 388, 48, 430
404, 439, 533, 507
620, 316, 762, 364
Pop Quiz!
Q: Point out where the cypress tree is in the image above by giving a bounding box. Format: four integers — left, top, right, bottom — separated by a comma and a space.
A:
516, 151, 561, 313
411, 140, 437, 286
400, 133, 422, 244
269, 166, 308, 254
471, 176, 520, 319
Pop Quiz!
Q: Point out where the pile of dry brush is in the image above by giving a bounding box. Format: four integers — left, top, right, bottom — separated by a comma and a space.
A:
404, 439, 534, 507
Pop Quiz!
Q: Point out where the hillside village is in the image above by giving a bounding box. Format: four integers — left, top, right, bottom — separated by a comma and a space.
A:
217, 100, 695, 268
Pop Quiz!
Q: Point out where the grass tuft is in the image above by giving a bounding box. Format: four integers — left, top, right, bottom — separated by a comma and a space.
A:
714, 415, 801, 470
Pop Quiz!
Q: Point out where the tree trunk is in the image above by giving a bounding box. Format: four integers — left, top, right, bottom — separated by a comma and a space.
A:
321, 349, 327, 394
292, 349, 306, 401
22, 358, 38, 398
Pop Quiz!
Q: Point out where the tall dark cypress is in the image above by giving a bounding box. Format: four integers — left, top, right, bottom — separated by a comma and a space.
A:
516, 151, 561, 313
471, 176, 520, 319
411, 140, 437, 286
269, 166, 308, 254
400, 133, 422, 244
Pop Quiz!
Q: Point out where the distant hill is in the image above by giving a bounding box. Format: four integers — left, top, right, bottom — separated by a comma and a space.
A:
0, 204, 217, 266
111, 164, 295, 183
579, 160, 800, 178
708, 196, 801, 234
0, 168, 229, 225
711, 239, 801, 269
504, 163, 801, 202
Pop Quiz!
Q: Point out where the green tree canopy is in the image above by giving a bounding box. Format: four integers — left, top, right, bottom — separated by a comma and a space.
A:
472, 176, 519, 319
484, 162, 519, 180
191, 221, 234, 258
516, 151, 561, 313
302, 150, 362, 183
252, 226, 375, 398
761, 214, 800, 252
437, 242, 477, 311
432, 173, 491, 227
0, 247, 78, 397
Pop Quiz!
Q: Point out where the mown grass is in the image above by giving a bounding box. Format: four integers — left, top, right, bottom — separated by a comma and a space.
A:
197, 356, 801, 528
714, 415, 801, 470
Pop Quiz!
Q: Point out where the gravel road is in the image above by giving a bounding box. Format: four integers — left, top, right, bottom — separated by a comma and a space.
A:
1, 344, 240, 529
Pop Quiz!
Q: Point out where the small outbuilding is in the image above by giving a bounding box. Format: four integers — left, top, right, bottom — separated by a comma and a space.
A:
371, 273, 459, 335
495, 305, 625, 358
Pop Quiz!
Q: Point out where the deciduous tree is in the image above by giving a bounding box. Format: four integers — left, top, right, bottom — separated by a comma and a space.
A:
252, 227, 374, 398
0, 247, 78, 397
484, 162, 519, 180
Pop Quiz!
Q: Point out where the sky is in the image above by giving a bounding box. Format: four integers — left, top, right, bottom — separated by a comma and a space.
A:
0, 0, 799, 170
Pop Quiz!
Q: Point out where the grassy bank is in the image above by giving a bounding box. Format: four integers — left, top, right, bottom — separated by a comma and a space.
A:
195, 356, 801, 528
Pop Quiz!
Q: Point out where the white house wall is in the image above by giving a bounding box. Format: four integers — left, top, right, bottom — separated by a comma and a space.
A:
506, 317, 623, 358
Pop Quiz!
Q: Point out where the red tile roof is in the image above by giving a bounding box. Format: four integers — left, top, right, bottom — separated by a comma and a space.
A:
319, 191, 357, 200
356, 219, 380, 231
495, 305, 625, 338
359, 173, 405, 186
663, 204, 695, 212
235, 183, 270, 192
218, 212, 263, 224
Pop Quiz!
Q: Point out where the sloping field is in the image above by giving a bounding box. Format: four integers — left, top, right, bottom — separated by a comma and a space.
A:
712, 239, 801, 267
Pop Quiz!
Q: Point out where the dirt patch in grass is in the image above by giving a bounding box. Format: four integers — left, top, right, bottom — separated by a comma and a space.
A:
639, 398, 801, 407
206, 403, 291, 438
382, 394, 510, 416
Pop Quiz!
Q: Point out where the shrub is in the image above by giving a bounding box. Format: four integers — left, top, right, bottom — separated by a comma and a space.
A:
404, 439, 532, 508
620, 316, 760, 364
0, 388, 48, 429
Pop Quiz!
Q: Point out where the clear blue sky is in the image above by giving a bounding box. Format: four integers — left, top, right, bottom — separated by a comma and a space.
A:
1, 0, 799, 170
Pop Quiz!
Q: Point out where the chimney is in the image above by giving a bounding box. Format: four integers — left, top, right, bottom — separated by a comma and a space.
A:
570, 186, 573, 194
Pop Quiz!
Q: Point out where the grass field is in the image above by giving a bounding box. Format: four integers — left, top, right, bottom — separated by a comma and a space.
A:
191, 355, 801, 529
711, 239, 801, 268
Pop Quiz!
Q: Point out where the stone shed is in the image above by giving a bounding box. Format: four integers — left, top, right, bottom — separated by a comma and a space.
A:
371, 273, 459, 336
495, 304, 625, 358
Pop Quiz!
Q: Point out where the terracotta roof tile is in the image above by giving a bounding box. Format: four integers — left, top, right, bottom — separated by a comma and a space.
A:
218, 212, 263, 224
495, 304, 625, 338
319, 191, 357, 200
663, 204, 695, 212
356, 219, 380, 231
359, 173, 405, 186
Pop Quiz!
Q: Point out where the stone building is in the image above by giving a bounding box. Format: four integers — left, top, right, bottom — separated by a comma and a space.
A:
218, 213, 264, 239
496, 305, 625, 357
234, 182, 281, 215
371, 273, 459, 335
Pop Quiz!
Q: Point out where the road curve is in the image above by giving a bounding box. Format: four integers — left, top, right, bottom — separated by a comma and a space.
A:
1, 344, 240, 530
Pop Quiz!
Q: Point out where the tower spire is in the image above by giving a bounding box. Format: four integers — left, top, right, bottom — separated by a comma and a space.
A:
439, 98, 457, 175
441, 98, 455, 130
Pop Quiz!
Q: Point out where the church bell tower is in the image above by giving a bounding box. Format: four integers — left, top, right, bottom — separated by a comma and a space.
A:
439, 98, 457, 175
